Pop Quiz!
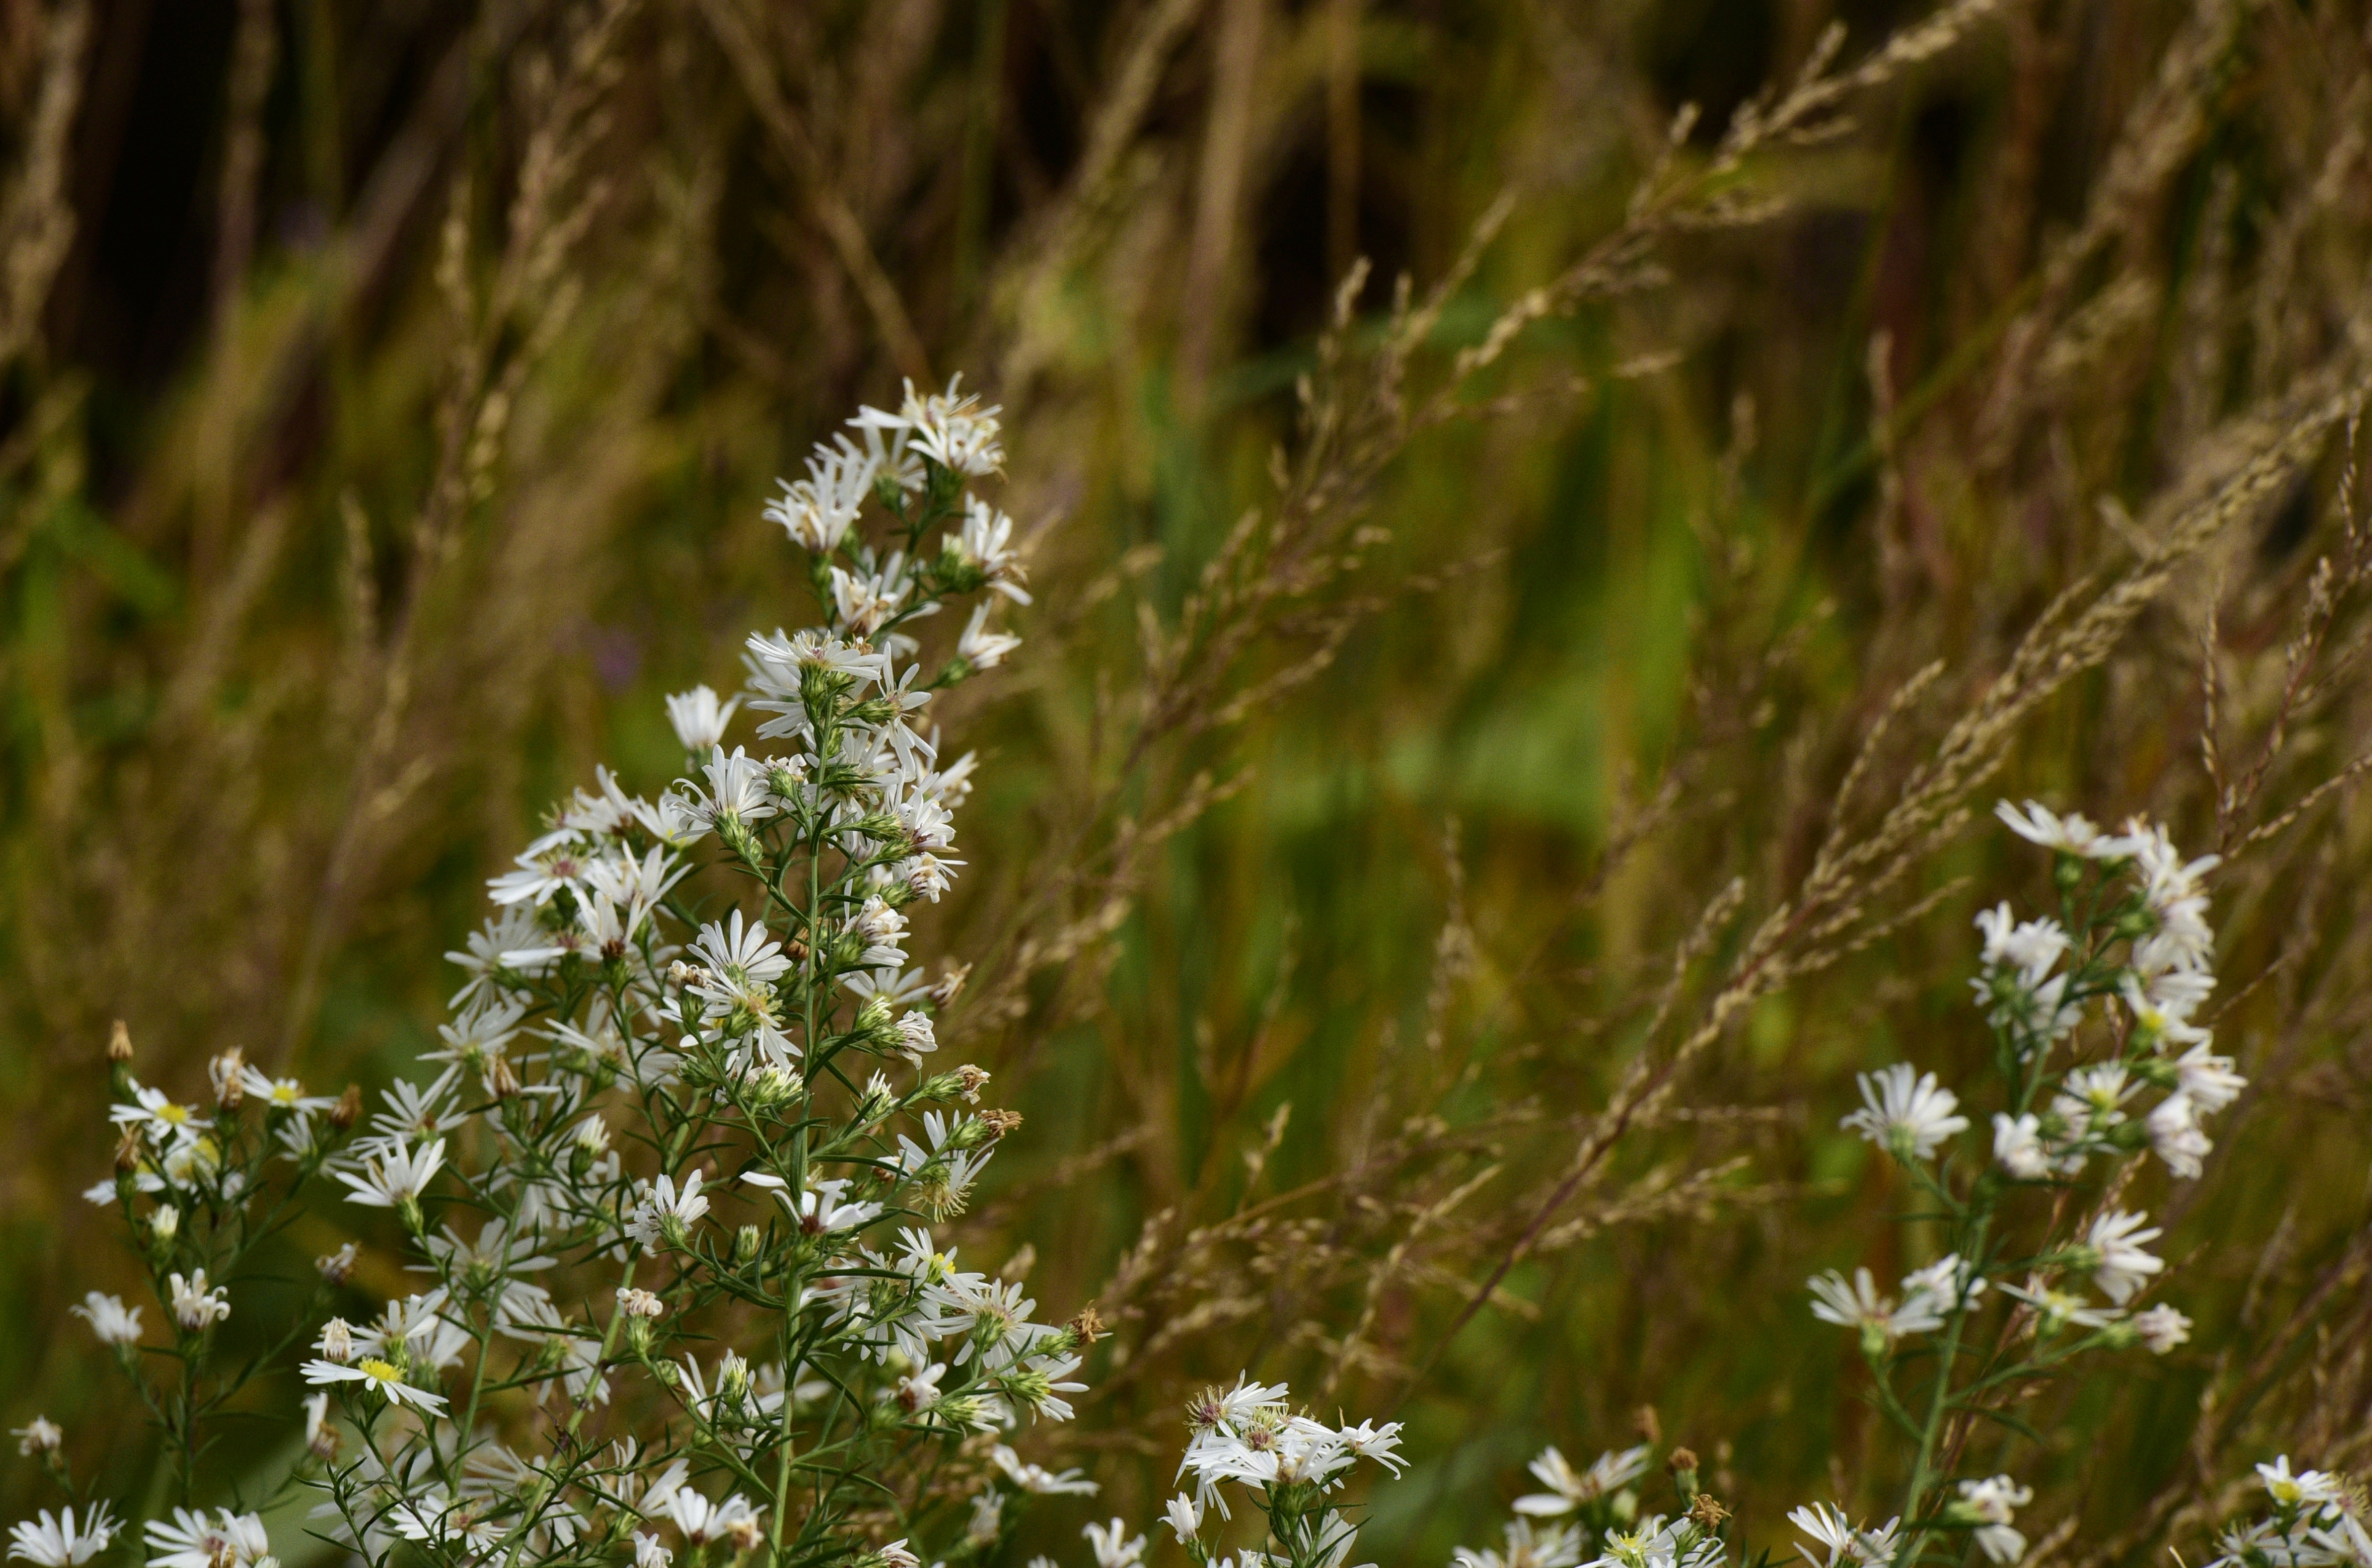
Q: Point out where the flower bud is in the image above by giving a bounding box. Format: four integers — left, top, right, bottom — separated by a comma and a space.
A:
735, 1225, 761, 1265
328, 1085, 362, 1130
317, 1243, 359, 1284
210, 1048, 247, 1110
150, 1204, 181, 1244
107, 1020, 134, 1063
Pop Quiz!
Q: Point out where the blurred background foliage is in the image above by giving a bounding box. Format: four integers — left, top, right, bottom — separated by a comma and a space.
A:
5, 0, 2372, 1565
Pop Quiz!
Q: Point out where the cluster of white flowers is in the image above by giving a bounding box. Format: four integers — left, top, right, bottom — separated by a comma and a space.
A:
11, 380, 1109, 1568
1775, 804, 2264, 1567
2202, 1461, 2372, 1568
4, 386, 2328, 1568
1819, 804, 2235, 1366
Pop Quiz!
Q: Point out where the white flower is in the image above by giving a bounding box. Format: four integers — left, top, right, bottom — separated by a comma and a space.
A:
333, 1137, 447, 1209
876, 1543, 921, 1568
167, 1270, 231, 1331
948, 496, 1031, 603
662, 1491, 765, 1549
1995, 800, 2138, 859
109, 1081, 208, 1148
1992, 1114, 2053, 1179
616, 1288, 667, 1320
2119, 973, 2212, 1048
765, 435, 879, 554
236, 1068, 333, 1116
2057, 1063, 2135, 1130
7, 1505, 119, 1566
2078, 1210, 2164, 1304
1512, 1445, 1652, 1516
665, 685, 741, 751
12, 1418, 60, 1457
1456, 1517, 1588, 1568
857, 375, 1003, 478
145, 1508, 271, 1568
627, 1169, 711, 1249
956, 603, 1023, 671
1956, 1477, 2031, 1564
2001, 1277, 2119, 1336
741, 1172, 883, 1235
1788, 1504, 1900, 1568
1809, 1267, 1943, 1343
2147, 1092, 2212, 1180
301, 1392, 330, 1450
993, 1446, 1099, 1496
1900, 1254, 1988, 1316
1162, 1495, 1203, 1540
70, 1291, 142, 1346
2173, 1045, 2246, 1112
301, 1353, 449, 1413
2132, 1304, 2191, 1354
1975, 904, 2069, 986
693, 910, 791, 1000
635, 1534, 674, 1568
2257, 1458, 2345, 1510
1841, 1064, 1968, 1161
828, 563, 912, 640
1084, 1520, 1147, 1568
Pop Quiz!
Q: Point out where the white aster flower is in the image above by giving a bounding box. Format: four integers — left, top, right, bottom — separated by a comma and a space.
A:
70, 1291, 143, 1346
2172, 1045, 2246, 1113
2077, 1209, 2164, 1304
1162, 1495, 1203, 1540
1455, 1517, 1588, 1568
1995, 800, 2138, 859
684, 682, 761, 774
1992, 1113, 2054, 1179
144, 1508, 271, 1568
12, 1418, 60, 1457
1956, 1477, 2032, 1564
2147, 1092, 2213, 1180
7, 1505, 119, 1566
1512, 1444, 1653, 1516
1841, 1063, 1968, 1161
662, 1493, 765, 1551
1788, 1503, 1900, 1568
765, 436, 879, 555
627, 1169, 711, 1250
167, 1270, 230, 1331
947, 495, 1031, 603
1809, 1267, 1943, 1344
1975, 904, 2070, 986
301, 1353, 449, 1413
2257, 1458, 2346, 1511
2132, 1304, 2192, 1354
1084, 1519, 1147, 1568
109, 1081, 208, 1148
956, 602, 1023, 671
993, 1445, 1099, 1496
334, 1137, 447, 1211
2002, 1277, 2120, 1336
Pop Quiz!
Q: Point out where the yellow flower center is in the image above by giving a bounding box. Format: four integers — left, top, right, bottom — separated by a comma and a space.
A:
359, 1357, 402, 1385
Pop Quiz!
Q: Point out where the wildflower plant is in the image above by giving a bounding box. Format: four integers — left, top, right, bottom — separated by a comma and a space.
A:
15, 381, 1091, 1568
1779, 801, 2244, 1567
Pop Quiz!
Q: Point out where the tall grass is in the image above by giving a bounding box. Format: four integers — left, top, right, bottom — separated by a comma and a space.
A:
4, 3, 2371, 1567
